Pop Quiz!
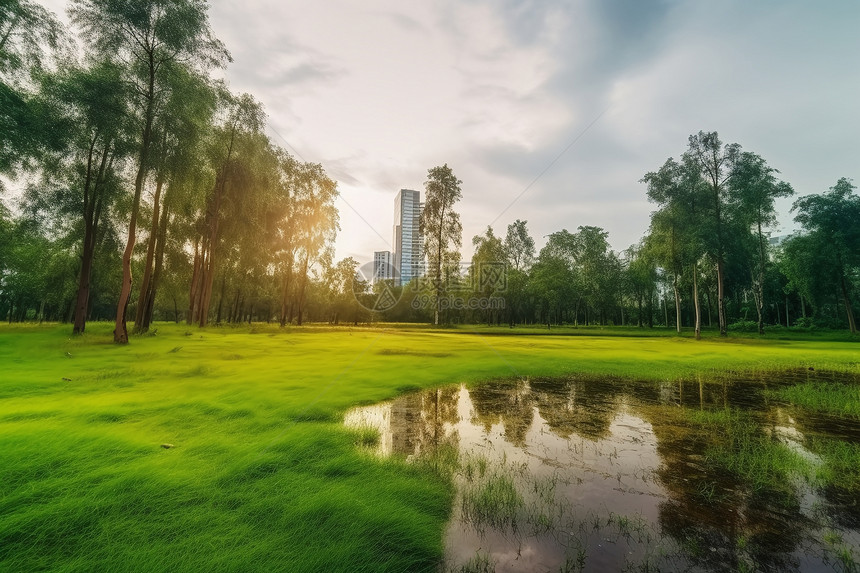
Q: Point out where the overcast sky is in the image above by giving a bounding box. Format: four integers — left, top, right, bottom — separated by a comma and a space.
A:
42, 0, 860, 263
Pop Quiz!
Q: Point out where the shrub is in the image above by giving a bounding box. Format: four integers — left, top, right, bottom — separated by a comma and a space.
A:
728, 320, 758, 333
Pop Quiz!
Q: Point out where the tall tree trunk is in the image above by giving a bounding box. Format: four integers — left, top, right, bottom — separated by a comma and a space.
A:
434, 204, 447, 326
198, 127, 237, 327
664, 295, 669, 327
296, 255, 309, 326
693, 264, 701, 340
199, 232, 217, 327
279, 252, 294, 326
755, 220, 766, 335
73, 137, 111, 334
193, 240, 211, 325
647, 288, 654, 328
673, 272, 682, 333
230, 288, 241, 323
717, 257, 727, 336
215, 275, 226, 324
840, 276, 857, 334
115, 61, 156, 344
73, 219, 96, 335
706, 289, 713, 327
133, 171, 165, 333
752, 283, 763, 335
188, 238, 202, 324
143, 201, 170, 330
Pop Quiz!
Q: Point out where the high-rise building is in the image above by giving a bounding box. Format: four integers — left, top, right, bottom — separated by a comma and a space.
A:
392, 189, 423, 286
372, 251, 393, 284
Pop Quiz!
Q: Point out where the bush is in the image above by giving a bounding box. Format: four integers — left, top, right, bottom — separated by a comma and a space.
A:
787, 315, 849, 331
814, 316, 848, 330
729, 320, 759, 333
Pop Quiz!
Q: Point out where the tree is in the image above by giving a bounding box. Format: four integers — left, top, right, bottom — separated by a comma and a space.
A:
531, 230, 577, 326
35, 60, 132, 334
1, 0, 68, 185
503, 219, 535, 325
643, 156, 707, 337
133, 64, 218, 333
70, 0, 230, 343
790, 178, 860, 334
321, 256, 364, 325
187, 93, 274, 327
420, 164, 462, 325
0, 0, 66, 79
571, 226, 619, 326
730, 152, 793, 334
780, 234, 826, 320
289, 162, 339, 326
504, 219, 535, 272
0, 212, 81, 322
269, 153, 339, 327
623, 241, 658, 328
687, 131, 741, 336
471, 226, 506, 325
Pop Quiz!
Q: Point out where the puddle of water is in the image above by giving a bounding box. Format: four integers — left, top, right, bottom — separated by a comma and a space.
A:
344, 373, 860, 572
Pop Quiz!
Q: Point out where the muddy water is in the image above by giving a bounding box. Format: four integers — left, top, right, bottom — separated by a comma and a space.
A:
344, 372, 860, 572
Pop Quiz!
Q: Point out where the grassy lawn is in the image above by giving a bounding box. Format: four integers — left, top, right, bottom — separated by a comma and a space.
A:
0, 322, 857, 572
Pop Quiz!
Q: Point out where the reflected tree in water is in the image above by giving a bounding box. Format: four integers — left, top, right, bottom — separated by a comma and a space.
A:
389, 386, 460, 457
468, 379, 534, 447
530, 378, 620, 441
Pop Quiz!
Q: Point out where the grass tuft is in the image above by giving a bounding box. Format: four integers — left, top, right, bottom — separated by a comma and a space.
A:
768, 382, 860, 418
461, 472, 523, 531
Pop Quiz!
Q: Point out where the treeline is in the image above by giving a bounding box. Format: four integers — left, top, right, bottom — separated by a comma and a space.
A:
1, 0, 339, 341
2, 4, 858, 337
363, 133, 859, 335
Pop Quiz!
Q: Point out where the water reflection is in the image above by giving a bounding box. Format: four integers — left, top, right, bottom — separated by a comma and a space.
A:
344, 373, 860, 572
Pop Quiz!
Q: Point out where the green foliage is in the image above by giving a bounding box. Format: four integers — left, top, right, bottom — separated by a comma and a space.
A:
787, 178, 860, 333
1, 0, 68, 79
729, 320, 759, 333
421, 164, 463, 324
504, 219, 535, 272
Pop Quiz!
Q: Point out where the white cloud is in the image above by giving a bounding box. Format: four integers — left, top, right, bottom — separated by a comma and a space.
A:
36, 0, 860, 259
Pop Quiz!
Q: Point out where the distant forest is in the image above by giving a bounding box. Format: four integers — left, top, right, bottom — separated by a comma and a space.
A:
2, 1, 858, 338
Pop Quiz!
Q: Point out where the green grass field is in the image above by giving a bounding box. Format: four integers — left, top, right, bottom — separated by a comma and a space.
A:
1, 322, 858, 572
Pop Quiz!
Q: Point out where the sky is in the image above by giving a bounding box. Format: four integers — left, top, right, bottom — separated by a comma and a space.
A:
39, 0, 860, 263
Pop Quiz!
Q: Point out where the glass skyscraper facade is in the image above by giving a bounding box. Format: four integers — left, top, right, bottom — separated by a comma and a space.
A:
392, 189, 423, 286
